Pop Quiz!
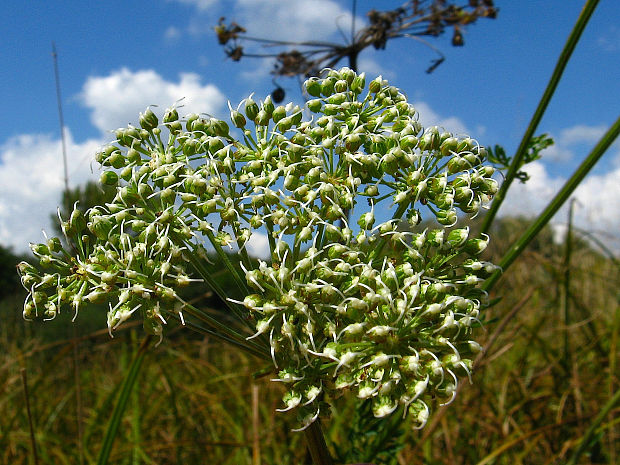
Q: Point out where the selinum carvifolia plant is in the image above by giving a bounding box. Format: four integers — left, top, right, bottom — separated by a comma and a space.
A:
18, 68, 499, 439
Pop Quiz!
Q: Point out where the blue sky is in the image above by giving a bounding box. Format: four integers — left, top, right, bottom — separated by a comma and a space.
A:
1, 0, 619, 254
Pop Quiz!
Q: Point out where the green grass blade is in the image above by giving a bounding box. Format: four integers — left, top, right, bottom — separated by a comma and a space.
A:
96, 336, 152, 465
481, 0, 600, 234
484, 115, 620, 292
566, 387, 620, 465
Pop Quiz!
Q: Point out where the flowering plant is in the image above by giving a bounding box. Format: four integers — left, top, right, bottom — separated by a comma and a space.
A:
18, 68, 498, 433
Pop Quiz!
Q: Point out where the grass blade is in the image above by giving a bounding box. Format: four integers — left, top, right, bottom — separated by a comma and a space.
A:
566, 387, 620, 465
484, 115, 620, 292
481, 0, 600, 234
96, 336, 152, 465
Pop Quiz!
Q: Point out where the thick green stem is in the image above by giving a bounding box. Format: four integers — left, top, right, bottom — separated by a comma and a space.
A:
305, 420, 334, 465
481, 0, 600, 234
484, 116, 620, 292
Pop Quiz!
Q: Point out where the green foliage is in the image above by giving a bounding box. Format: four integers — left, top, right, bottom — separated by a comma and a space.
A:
487, 133, 554, 182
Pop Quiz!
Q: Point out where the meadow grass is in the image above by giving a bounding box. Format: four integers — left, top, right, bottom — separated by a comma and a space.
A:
1, 217, 617, 464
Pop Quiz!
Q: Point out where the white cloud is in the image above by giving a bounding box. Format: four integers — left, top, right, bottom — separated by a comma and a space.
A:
502, 153, 620, 252
170, 0, 218, 11
232, 0, 357, 43
414, 101, 471, 136
79, 68, 226, 134
246, 232, 270, 259
0, 130, 102, 253
164, 26, 182, 41
185, 0, 361, 47
540, 124, 610, 162
597, 26, 620, 52
559, 124, 607, 145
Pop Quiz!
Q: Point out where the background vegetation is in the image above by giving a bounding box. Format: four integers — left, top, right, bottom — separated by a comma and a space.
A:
1, 212, 617, 464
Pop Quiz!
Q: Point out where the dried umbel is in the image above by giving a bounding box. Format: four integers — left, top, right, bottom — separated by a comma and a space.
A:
18, 68, 499, 430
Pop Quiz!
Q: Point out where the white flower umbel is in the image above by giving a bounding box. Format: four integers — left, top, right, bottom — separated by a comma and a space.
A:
18, 67, 499, 431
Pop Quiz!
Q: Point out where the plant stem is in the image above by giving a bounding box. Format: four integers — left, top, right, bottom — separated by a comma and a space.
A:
20, 368, 39, 465
97, 336, 151, 465
565, 387, 620, 465
481, 0, 600, 234
483, 115, 620, 292
305, 420, 334, 465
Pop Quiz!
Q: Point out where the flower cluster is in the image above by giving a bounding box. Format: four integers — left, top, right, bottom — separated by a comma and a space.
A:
18, 67, 499, 430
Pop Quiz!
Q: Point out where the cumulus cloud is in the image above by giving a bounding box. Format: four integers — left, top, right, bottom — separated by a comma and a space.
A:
414, 101, 471, 136
597, 25, 620, 52
0, 68, 227, 253
0, 130, 102, 252
235, 0, 356, 43
185, 0, 361, 48
79, 68, 226, 134
246, 232, 271, 260
540, 124, 609, 162
164, 26, 182, 41
170, 0, 218, 11
502, 152, 620, 252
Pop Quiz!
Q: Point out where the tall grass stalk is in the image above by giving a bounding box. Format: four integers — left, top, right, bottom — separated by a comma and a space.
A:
484, 115, 620, 292
97, 336, 152, 465
20, 368, 39, 465
566, 387, 620, 465
481, 0, 600, 234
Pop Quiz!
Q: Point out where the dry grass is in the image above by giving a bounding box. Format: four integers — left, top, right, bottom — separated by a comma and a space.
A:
1, 220, 618, 464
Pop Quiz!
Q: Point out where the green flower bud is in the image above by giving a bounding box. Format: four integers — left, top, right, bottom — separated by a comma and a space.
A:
70, 209, 86, 233
163, 108, 179, 123
464, 236, 489, 255
99, 171, 118, 186
305, 77, 322, 97
47, 237, 62, 253
368, 76, 383, 94
108, 150, 126, 169
447, 228, 469, 248
321, 78, 335, 97
211, 118, 230, 137
262, 95, 274, 116
245, 97, 259, 120
139, 108, 158, 131
255, 109, 270, 127
185, 114, 199, 132
334, 79, 348, 93
307, 99, 322, 113
230, 109, 246, 128
351, 72, 365, 94
436, 209, 457, 226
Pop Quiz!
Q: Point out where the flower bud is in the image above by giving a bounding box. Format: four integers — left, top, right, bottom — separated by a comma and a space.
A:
211, 118, 230, 137
446, 228, 469, 248
351, 72, 365, 94
464, 236, 489, 255
139, 108, 158, 131
100, 170, 119, 186
320, 78, 335, 97
245, 97, 259, 120
230, 110, 246, 128
305, 78, 322, 97
163, 108, 179, 123
369, 76, 383, 94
